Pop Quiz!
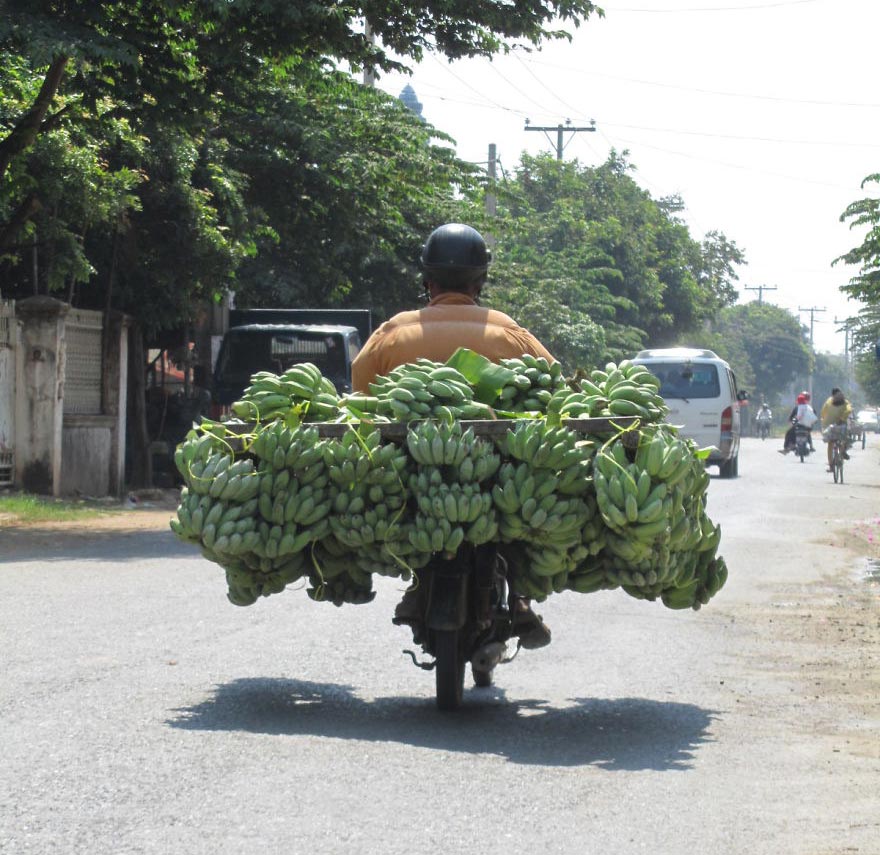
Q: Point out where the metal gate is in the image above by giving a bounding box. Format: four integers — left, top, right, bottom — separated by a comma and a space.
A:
64, 308, 104, 414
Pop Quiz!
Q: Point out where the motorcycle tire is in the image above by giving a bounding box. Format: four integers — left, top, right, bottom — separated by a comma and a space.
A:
798, 450, 805, 462
434, 630, 465, 711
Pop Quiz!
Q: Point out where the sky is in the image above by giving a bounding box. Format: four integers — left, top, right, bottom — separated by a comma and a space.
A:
373, 0, 880, 356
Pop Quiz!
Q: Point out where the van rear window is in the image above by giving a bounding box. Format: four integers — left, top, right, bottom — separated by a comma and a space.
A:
643, 362, 720, 399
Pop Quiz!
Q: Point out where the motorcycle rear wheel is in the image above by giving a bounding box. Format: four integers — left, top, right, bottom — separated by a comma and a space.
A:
434, 630, 465, 711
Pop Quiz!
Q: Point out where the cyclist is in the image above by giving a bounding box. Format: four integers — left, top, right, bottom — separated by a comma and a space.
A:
352, 223, 555, 649
756, 401, 772, 437
820, 387, 853, 472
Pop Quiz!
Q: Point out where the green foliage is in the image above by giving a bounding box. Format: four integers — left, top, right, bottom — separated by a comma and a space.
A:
835, 174, 880, 355
476, 152, 742, 371
1, 1, 601, 331
689, 302, 811, 406
809, 353, 851, 409
853, 352, 880, 405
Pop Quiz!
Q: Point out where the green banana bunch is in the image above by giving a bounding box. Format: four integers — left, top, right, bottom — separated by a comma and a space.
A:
369, 360, 492, 421
306, 539, 376, 606
581, 360, 668, 423
230, 363, 339, 423
493, 354, 566, 413
497, 421, 590, 472
174, 428, 230, 481
223, 550, 309, 606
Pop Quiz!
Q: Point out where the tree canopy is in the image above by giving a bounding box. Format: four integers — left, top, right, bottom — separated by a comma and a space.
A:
690, 302, 812, 406
478, 152, 742, 370
0, 0, 603, 336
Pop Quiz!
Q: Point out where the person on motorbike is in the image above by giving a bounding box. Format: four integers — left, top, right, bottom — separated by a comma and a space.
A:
820, 387, 853, 472
779, 393, 816, 454
351, 223, 556, 649
787, 390, 817, 450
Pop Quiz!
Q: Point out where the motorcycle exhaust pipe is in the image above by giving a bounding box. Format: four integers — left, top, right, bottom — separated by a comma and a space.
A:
471, 641, 507, 673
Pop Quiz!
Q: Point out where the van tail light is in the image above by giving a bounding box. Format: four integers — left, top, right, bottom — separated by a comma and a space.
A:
721, 406, 733, 433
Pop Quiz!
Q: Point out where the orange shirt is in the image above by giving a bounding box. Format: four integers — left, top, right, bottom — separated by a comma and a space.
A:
351, 292, 555, 392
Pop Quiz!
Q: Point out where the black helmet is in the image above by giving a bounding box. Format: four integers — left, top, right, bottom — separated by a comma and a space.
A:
420, 223, 491, 273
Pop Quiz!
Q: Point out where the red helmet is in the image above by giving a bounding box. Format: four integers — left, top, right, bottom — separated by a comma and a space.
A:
801, 390, 811, 400
797, 393, 807, 404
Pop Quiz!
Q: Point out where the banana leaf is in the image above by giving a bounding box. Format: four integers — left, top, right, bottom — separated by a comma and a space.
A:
446, 347, 516, 405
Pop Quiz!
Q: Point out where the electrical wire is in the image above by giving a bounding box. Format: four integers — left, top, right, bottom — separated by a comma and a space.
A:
521, 57, 880, 109
606, 0, 820, 12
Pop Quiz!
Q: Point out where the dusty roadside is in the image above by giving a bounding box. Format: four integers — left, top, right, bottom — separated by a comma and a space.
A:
0, 488, 181, 534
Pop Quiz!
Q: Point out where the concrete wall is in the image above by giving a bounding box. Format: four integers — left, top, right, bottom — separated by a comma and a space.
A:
11, 298, 130, 498
14, 297, 67, 495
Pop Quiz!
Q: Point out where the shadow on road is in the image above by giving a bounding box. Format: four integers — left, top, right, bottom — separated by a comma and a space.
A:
167, 677, 717, 771
0, 528, 194, 563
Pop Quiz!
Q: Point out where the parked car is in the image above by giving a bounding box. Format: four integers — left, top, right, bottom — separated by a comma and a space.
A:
855, 408, 880, 433
630, 347, 746, 478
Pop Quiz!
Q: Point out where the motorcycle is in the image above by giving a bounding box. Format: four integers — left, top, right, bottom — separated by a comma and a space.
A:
793, 421, 813, 462
397, 542, 520, 711
756, 416, 771, 440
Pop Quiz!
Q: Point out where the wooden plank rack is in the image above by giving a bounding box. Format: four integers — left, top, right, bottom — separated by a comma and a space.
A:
222, 416, 641, 448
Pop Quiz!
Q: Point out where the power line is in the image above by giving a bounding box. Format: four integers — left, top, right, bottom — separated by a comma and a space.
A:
608, 0, 820, 12
522, 57, 880, 109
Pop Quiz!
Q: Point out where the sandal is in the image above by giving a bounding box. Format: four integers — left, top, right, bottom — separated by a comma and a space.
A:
512, 599, 552, 649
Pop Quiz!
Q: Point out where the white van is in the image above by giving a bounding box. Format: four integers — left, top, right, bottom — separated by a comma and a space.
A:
630, 347, 744, 478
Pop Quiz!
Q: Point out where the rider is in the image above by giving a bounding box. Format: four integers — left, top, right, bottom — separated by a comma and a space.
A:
788, 390, 817, 450
820, 387, 853, 472
779, 393, 816, 454
351, 223, 556, 649
756, 400, 772, 434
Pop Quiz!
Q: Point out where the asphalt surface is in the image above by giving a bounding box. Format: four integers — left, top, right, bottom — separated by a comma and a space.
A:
1, 433, 878, 854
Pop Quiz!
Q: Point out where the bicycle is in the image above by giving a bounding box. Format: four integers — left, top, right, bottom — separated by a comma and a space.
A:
826, 423, 848, 484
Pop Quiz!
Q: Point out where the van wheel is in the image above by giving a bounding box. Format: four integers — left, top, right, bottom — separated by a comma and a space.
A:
719, 454, 738, 479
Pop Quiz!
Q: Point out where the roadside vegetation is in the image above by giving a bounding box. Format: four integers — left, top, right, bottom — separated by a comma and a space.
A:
0, 492, 123, 525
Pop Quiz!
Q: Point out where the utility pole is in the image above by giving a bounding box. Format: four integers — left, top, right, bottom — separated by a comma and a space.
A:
524, 118, 596, 161
745, 284, 777, 305
799, 305, 826, 397
363, 22, 376, 87
486, 143, 497, 219
484, 143, 498, 251
834, 315, 853, 390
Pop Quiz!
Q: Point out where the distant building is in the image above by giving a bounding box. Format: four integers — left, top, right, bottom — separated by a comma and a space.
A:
399, 84, 424, 120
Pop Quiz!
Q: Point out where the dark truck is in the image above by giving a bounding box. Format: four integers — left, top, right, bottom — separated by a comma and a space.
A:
211, 308, 373, 408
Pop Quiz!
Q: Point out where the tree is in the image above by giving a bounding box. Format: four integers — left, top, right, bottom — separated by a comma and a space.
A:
691, 302, 811, 407
475, 152, 740, 371
0, 0, 603, 325
834, 173, 880, 354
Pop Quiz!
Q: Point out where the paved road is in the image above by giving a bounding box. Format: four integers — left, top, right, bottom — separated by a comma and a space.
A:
1, 434, 878, 854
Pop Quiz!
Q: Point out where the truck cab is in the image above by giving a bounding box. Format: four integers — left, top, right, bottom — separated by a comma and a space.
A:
212, 323, 361, 407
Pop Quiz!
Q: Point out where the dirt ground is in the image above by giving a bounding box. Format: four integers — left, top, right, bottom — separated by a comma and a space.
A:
0, 488, 181, 533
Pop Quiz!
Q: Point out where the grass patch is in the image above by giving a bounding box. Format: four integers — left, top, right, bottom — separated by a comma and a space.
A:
0, 492, 122, 525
